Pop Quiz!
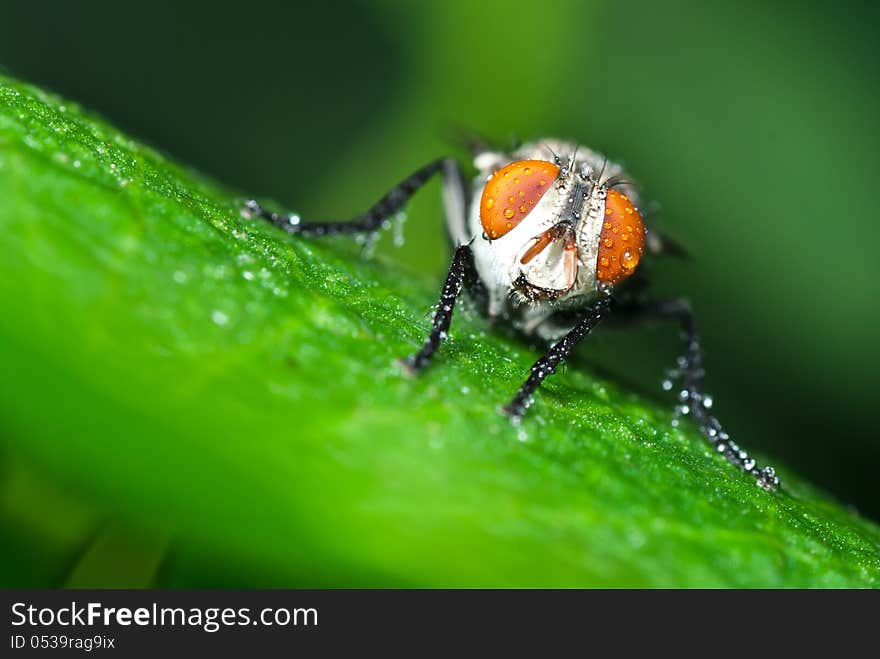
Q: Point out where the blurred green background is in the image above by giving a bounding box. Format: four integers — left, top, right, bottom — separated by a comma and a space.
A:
0, 0, 878, 577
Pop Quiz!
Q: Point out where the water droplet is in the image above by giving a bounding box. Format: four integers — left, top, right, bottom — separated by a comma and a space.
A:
503, 208, 515, 219
661, 379, 673, 391
600, 257, 609, 267
703, 396, 713, 409
603, 238, 613, 248
486, 197, 495, 209
519, 204, 527, 213
508, 195, 515, 204
621, 250, 639, 270
393, 212, 406, 247
524, 167, 531, 175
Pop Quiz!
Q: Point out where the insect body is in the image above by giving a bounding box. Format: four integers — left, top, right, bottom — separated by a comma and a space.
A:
242, 138, 780, 490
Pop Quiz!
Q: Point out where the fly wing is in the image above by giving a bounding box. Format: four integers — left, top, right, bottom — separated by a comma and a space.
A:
645, 227, 690, 259
442, 158, 472, 246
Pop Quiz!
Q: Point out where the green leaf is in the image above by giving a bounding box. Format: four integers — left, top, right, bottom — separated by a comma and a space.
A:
1, 74, 878, 588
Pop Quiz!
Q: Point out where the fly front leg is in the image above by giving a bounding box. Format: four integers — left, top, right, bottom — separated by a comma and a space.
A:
503, 296, 612, 422
400, 244, 473, 374
242, 157, 454, 239
615, 298, 780, 490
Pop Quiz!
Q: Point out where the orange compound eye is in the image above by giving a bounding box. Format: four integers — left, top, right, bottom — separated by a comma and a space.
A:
596, 189, 645, 286
480, 159, 560, 239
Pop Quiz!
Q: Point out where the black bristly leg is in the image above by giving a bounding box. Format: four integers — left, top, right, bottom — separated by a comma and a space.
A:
614, 298, 780, 490
503, 296, 612, 422
242, 158, 450, 237
400, 244, 472, 373
245, 155, 473, 374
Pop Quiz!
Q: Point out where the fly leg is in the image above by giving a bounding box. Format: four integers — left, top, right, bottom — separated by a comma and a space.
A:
614, 298, 780, 490
400, 244, 473, 373
242, 157, 454, 239
503, 296, 612, 421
